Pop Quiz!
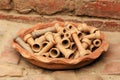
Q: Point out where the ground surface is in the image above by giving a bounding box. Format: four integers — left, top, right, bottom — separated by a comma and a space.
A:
0, 20, 120, 80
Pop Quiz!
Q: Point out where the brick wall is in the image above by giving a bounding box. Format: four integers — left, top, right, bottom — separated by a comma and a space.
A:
0, 0, 120, 31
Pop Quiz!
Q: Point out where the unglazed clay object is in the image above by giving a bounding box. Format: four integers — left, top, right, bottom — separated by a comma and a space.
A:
45, 32, 55, 43
14, 37, 33, 53
70, 42, 77, 52
12, 21, 109, 70
77, 31, 83, 39
49, 48, 60, 58
32, 26, 56, 38
78, 23, 98, 34
54, 23, 63, 32
61, 27, 68, 34
32, 42, 42, 53
77, 23, 90, 32
35, 35, 46, 43
23, 34, 43, 52
82, 38, 91, 49
37, 41, 55, 55
32, 36, 46, 52
72, 50, 79, 58
93, 39, 102, 47
64, 32, 71, 39
61, 37, 71, 48
84, 31, 101, 39
56, 44, 74, 58
90, 27, 98, 33
23, 34, 34, 46
41, 52, 50, 57
42, 41, 49, 47
89, 44, 95, 51
65, 23, 75, 30
71, 29, 90, 56
54, 33, 74, 58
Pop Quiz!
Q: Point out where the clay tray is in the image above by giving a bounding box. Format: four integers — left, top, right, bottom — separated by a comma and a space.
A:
12, 21, 109, 70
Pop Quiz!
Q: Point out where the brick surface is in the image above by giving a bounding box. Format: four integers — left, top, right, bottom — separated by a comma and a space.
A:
0, 45, 20, 64
75, 0, 120, 19
102, 21, 120, 31
76, 74, 103, 80
51, 71, 78, 80
0, 63, 24, 77
32, 0, 66, 15
0, 12, 120, 31
0, 0, 12, 9
13, 0, 75, 14
84, 20, 103, 28
0, 74, 55, 80
104, 32, 120, 44
1, 0, 120, 20
102, 43, 120, 62
28, 75, 54, 80
13, 0, 33, 13
102, 61, 120, 75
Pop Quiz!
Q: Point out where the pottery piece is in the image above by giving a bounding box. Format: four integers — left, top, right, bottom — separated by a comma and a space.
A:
93, 39, 102, 47
14, 36, 33, 53
49, 48, 60, 58
70, 42, 77, 52
61, 37, 71, 49
12, 21, 109, 70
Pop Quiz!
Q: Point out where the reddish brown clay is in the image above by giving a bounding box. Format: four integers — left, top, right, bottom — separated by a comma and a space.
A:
12, 21, 109, 70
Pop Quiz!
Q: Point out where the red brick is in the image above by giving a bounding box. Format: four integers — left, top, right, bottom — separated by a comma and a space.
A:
65, 0, 75, 11
29, 75, 54, 80
33, 0, 66, 15
51, 71, 77, 80
13, 0, 33, 13
102, 21, 120, 31
0, 63, 23, 77
0, 0, 12, 9
75, 0, 120, 19
102, 61, 120, 75
32, 0, 75, 15
0, 45, 21, 64
84, 20, 103, 28
102, 43, 120, 62
8, 75, 54, 80
76, 74, 103, 80
13, 0, 75, 14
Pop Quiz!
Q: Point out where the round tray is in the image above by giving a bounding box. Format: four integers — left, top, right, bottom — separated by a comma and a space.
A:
12, 21, 109, 70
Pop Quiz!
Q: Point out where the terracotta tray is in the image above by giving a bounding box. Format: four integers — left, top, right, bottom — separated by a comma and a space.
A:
12, 21, 109, 70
